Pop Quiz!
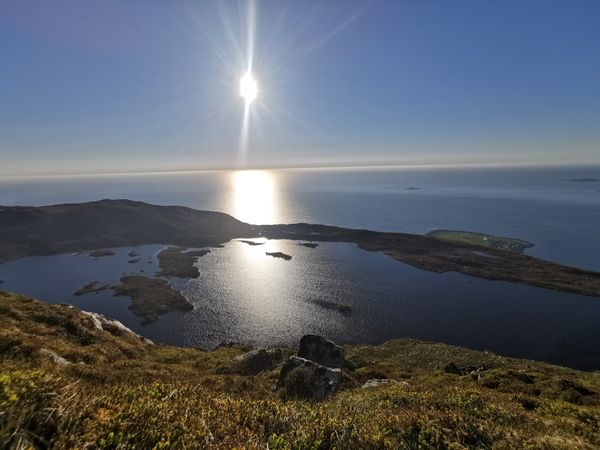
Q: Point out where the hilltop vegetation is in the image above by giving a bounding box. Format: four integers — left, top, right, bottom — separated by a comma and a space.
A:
1, 291, 599, 449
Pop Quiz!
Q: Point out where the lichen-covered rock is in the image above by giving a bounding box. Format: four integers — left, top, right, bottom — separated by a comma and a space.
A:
298, 335, 344, 368
38, 348, 70, 365
362, 378, 410, 389
80, 310, 154, 345
276, 356, 342, 400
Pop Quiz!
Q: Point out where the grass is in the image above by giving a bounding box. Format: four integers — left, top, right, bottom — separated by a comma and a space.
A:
1, 291, 599, 448
427, 230, 533, 253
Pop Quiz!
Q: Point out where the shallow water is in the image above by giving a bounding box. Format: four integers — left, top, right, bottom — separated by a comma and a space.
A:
1, 240, 600, 370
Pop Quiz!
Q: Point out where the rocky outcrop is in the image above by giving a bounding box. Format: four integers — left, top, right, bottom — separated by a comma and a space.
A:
298, 335, 344, 368
79, 310, 154, 345
276, 356, 342, 400
445, 362, 487, 380
362, 378, 410, 389
276, 335, 345, 400
38, 348, 70, 365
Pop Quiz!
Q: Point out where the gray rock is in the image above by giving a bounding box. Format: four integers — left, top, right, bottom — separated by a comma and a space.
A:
80, 310, 154, 345
38, 348, 70, 366
276, 356, 342, 400
444, 362, 486, 376
218, 348, 286, 375
298, 335, 344, 368
362, 378, 410, 389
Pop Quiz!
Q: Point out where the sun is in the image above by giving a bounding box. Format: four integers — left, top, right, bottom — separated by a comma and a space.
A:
240, 71, 258, 104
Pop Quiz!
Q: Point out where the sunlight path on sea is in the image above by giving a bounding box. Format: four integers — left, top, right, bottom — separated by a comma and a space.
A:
229, 170, 279, 224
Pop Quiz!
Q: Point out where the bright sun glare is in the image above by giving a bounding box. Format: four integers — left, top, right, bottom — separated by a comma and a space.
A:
232, 170, 276, 224
240, 71, 258, 104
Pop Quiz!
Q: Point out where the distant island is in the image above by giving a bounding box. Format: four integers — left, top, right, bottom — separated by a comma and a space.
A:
238, 239, 265, 246
1, 199, 600, 300
266, 251, 292, 261
561, 178, 599, 183
88, 249, 116, 258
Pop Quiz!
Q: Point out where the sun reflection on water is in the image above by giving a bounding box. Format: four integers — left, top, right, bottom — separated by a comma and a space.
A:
231, 170, 278, 224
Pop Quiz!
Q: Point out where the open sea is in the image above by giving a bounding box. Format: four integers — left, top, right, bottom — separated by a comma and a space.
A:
1, 165, 600, 369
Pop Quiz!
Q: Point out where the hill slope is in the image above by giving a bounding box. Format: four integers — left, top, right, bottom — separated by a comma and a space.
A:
1, 292, 599, 449
0, 199, 252, 263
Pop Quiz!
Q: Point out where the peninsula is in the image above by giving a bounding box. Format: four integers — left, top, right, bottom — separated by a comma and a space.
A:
1, 199, 600, 297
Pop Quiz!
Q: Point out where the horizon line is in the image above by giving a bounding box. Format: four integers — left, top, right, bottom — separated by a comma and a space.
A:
1, 160, 600, 180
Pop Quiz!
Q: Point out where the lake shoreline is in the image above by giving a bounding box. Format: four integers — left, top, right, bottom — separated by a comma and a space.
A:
1, 199, 600, 298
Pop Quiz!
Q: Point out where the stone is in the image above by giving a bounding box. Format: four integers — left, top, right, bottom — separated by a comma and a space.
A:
80, 310, 154, 345
298, 335, 344, 368
444, 362, 485, 376
276, 356, 342, 401
362, 378, 410, 389
38, 348, 70, 365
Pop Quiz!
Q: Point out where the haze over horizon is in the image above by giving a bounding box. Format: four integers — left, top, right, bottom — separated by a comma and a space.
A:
2, 0, 600, 176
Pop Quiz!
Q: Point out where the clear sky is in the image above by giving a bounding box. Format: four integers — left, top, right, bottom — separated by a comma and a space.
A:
1, 0, 599, 175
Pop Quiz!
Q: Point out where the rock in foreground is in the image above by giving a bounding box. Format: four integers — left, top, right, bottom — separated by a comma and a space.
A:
298, 334, 345, 368
276, 335, 345, 400
276, 355, 342, 400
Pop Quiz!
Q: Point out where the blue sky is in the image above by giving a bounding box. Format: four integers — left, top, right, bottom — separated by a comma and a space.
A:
1, 0, 599, 175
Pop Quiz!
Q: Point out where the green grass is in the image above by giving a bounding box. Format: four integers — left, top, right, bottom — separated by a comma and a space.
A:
427, 230, 533, 253
1, 291, 599, 449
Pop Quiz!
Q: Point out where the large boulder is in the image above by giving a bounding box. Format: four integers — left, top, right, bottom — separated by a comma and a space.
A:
297, 335, 344, 368
217, 348, 287, 375
276, 356, 342, 400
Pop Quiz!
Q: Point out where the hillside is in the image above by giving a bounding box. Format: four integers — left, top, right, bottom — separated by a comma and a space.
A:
0, 199, 252, 263
1, 291, 599, 449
